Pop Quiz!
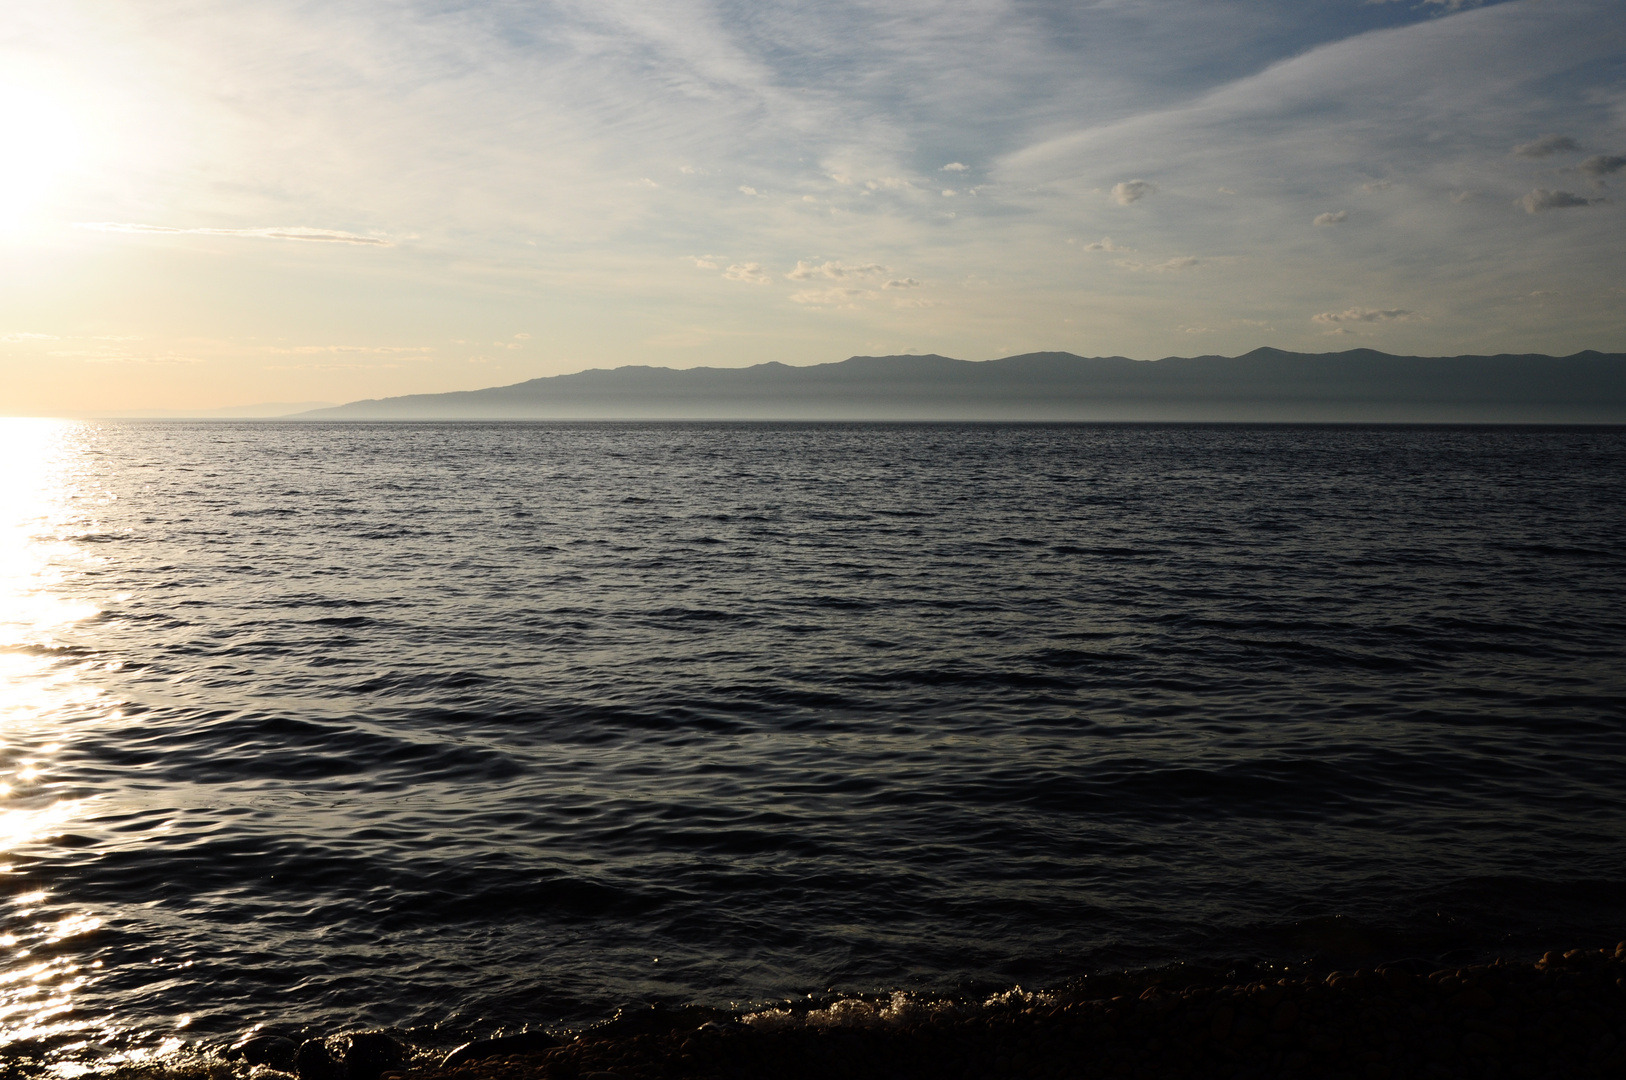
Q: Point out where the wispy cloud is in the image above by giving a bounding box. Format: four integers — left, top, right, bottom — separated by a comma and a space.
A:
1082, 237, 1129, 252
74, 223, 392, 245
1, 333, 58, 343
786, 261, 888, 281
1520, 189, 1594, 213
941, 163, 968, 172
1116, 256, 1200, 272
789, 286, 867, 307
1312, 307, 1416, 324
265, 345, 431, 354
1579, 155, 1626, 179
1513, 134, 1581, 159
1313, 210, 1347, 225
723, 263, 770, 283
51, 349, 203, 365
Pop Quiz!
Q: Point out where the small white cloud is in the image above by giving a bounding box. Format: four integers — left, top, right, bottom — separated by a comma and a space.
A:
941, 162, 968, 172
786, 260, 887, 281
513, 332, 531, 340
1311, 307, 1416, 324
1361, 180, 1393, 192
882, 278, 920, 289
1513, 134, 1581, 159
723, 263, 769, 283
1111, 180, 1157, 205
893, 297, 937, 308
678, 165, 696, 175
1520, 188, 1593, 212
1083, 237, 1129, 252
738, 186, 760, 196
942, 189, 957, 197
638, 178, 659, 188
1313, 210, 1348, 225
693, 256, 720, 269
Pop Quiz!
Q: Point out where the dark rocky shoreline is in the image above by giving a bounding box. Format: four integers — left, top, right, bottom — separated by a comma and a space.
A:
342, 945, 1626, 1080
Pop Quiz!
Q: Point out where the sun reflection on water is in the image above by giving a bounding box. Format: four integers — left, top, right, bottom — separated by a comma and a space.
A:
0, 419, 110, 1064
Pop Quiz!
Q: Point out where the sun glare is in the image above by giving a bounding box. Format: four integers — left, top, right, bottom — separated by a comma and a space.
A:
0, 80, 84, 232
0, 419, 106, 1054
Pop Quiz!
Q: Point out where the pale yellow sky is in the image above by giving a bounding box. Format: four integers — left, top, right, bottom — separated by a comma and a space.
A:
2, 0, 1623, 415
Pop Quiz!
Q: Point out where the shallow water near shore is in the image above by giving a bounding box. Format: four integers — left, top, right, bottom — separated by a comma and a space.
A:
0, 420, 1623, 1072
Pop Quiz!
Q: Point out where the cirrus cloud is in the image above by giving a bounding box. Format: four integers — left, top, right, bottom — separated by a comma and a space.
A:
74, 222, 392, 245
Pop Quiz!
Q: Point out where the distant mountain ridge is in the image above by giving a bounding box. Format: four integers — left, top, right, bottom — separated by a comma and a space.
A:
293, 348, 1626, 422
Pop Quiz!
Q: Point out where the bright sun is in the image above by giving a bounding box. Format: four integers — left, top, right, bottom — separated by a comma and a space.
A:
0, 79, 83, 232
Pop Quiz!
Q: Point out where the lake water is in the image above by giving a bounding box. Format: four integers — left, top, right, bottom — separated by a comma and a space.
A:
1, 420, 1622, 1072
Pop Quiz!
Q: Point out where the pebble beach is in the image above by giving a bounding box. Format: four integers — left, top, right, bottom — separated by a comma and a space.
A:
230, 944, 1626, 1080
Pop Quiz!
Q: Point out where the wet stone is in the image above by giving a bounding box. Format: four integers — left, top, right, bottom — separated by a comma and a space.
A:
442, 1032, 562, 1069
295, 1039, 342, 1080
345, 1032, 407, 1080
238, 1035, 301, 1071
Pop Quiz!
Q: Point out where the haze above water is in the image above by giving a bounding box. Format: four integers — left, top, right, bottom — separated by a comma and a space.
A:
1, 420, 1623, 1073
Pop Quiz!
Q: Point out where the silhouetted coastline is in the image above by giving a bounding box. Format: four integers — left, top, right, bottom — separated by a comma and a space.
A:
293, 349, 1626, 422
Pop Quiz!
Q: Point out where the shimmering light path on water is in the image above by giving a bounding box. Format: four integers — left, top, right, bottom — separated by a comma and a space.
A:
0, 421, 1622, 1070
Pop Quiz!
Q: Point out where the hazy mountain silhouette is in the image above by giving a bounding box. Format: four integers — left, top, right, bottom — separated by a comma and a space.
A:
293, 348, 1626, 422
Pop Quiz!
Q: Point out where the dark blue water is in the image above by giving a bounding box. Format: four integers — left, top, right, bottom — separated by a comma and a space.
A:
2, 421, 1623, 1071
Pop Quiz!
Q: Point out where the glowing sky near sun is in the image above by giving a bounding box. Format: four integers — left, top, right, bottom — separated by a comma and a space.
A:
0, 0, 1622, 413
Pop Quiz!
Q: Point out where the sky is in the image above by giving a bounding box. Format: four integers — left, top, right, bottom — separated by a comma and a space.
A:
1, 0, 1623, 413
